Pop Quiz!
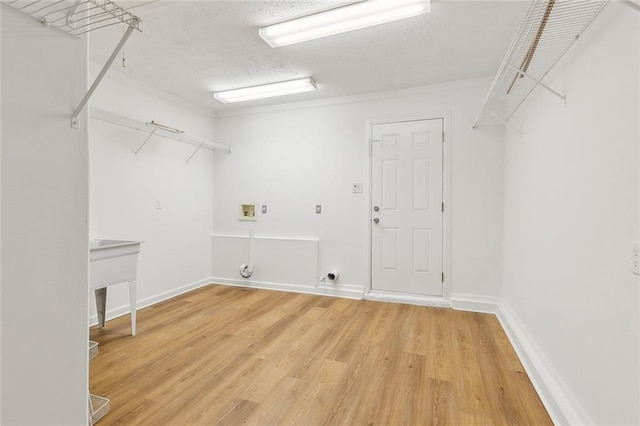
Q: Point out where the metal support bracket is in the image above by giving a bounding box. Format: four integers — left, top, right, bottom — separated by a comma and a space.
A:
134, 128, 156, 154
71, 20, 138, 128
185, 143, 204, 164
505, 62, 566, 104
65, 0, 84, 28
485, 109, 522, 135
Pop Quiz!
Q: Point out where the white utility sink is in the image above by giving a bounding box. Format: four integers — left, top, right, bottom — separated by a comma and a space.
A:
90, 239, 142, 336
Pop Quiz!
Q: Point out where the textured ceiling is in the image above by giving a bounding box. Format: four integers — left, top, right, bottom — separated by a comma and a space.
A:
89, 1, 528, 112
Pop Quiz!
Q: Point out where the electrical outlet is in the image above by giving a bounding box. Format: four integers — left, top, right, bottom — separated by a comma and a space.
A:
352, 183, 363, 193
632, 242, 640, 275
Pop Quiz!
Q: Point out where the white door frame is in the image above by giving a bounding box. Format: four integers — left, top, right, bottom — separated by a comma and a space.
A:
363, 111, 452, 302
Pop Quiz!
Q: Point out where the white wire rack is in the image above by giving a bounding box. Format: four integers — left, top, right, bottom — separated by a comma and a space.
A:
4, 0, 141, 36
3, 0, 144, 128
89, 394, 110, 424
473, 0, 608, 133
91, 108, 232, 161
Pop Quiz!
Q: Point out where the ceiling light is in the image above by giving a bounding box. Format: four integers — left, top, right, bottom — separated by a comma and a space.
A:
213, 77, 317, 103
259, 0, 431, 48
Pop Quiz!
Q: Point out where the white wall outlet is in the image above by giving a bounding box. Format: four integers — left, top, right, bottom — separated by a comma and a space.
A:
352, 183, 363, 193
632, 242, 640, 275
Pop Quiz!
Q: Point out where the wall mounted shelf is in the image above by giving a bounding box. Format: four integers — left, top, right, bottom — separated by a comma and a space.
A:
473, 0, 608, 134
5, 0, 142, 36
4, 0, 146, 129
91, 108, 231, 161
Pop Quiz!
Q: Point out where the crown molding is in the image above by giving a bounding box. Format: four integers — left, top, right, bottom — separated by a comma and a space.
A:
213, 77, 493, 119
90, 61, 217, 119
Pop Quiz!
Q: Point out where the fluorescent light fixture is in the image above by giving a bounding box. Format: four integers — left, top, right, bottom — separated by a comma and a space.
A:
259, 0, 431, 48
213, 77, 317, 103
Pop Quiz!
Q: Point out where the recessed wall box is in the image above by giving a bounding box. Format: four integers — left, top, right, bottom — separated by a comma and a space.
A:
239, 204, 257, 221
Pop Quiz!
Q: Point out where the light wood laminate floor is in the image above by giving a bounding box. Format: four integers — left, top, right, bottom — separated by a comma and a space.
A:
90, 285, 552, 425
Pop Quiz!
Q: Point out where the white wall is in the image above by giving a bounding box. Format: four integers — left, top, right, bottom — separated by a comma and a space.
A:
213, 79, 505, 298
637, 8, 640, 418
502, 5, 639, 425
1, 5, 89, 424
0, 4, 4, 421
89, 70, 216, 321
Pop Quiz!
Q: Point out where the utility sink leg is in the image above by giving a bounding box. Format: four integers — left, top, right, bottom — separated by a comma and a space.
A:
129, 280, 137, 336
95, 288, 107, 328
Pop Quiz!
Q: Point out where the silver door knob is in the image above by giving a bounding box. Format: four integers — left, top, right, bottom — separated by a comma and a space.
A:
373, 217, 380, 223
373, 206, 380, 212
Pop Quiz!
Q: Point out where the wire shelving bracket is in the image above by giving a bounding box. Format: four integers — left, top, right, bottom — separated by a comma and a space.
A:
472, 0, 608, 133
4, 0, 143, 129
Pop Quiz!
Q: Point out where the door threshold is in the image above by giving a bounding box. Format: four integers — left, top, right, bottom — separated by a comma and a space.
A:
365, 291, 451, 308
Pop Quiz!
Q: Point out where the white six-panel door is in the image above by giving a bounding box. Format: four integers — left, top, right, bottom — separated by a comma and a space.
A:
371, 118, 444, 296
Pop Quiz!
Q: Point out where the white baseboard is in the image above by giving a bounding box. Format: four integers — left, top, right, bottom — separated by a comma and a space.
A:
210, 277, 365, 300
315, 282, 365, 299
450, 293, 593, 425
496, 302, 593, 426
89, 277, 213, 326
364, 290, 451, 308
450, 292, 502, 314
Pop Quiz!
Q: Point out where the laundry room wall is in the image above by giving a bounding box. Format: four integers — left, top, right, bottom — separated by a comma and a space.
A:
212, 78, 505, 300
502, 5, 640, 424
2, 5, 89, 424
89, 69, 217, 324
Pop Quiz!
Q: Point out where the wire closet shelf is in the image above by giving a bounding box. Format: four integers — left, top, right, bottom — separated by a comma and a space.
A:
4, 0, 141, 36
472, 0, 608, 133
4, 0, 144, 127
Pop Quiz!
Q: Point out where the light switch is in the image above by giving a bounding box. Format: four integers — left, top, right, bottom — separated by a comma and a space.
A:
262, 205, 267, 214
316, 205, 322, 214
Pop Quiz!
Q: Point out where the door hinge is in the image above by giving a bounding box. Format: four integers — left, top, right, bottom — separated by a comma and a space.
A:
441, 202, 444, 212
441, 272, 445, 283
442, 132, 445, 143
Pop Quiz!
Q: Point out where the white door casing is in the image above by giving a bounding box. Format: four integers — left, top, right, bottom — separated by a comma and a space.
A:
370, 118, 444, 296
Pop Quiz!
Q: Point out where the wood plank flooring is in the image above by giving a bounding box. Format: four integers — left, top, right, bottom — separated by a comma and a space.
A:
89, 285, 552, 425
